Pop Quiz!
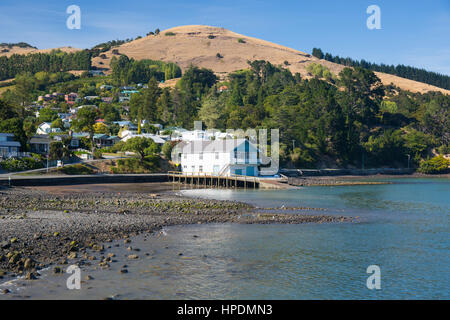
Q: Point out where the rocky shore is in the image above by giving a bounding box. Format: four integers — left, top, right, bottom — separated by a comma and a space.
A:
286, 172, 449, 187
0, 184, 353, 283
287, 176, 390, 187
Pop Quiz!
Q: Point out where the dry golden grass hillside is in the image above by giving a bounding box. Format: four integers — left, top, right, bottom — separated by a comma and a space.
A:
91, 25, 449, 94
0, 45, 81, 57
2, 26, 447, 94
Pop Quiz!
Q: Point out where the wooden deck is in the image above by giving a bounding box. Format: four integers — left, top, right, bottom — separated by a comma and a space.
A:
168, 171, 260, 189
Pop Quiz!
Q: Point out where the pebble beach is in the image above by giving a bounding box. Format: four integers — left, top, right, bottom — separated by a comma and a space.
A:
0, 183, 353, 287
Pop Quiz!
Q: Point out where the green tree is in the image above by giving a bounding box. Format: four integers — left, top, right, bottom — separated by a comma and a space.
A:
421, 97, 449, 146
51, 118, 64, 130
177, 65, 217, 99
161, 141, 174, 160
122, 137, 158, 161
71, 106, 98, 151
39, 107, 58, 123
199, 92, 226, 129
14, 73, 35, 114
0, 99, 17, 120
363, 130, 405, 166
403, 129, 434, 163
141, 77, 161, 121
312, 48, 324, 59
418, 156, 450, 174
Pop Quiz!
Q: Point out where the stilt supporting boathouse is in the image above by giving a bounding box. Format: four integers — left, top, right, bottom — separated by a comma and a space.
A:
168, 171, 259, 189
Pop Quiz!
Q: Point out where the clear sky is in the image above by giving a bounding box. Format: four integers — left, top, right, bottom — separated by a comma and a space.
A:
1, 0, 449, 75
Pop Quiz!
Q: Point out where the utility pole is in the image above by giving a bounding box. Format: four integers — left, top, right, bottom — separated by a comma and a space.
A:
407, 154, 411, 169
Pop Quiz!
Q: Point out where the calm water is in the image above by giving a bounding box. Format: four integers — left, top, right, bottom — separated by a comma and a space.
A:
1, 178, 449, 299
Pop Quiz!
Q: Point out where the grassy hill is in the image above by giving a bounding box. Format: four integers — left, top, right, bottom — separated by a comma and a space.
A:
90, 25, 449, 94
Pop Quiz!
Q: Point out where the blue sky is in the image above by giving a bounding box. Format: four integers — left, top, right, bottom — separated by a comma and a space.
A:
1, 0, 449, 75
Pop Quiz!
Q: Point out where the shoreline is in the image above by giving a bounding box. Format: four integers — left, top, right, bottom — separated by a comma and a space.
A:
0, 183, 353, 284
285, 173, 449, 186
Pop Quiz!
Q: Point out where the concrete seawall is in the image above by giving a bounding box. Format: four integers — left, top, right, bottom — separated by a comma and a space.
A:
0, 174, 169, 187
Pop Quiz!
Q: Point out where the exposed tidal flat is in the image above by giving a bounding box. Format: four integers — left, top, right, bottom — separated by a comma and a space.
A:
0, 177, 448, 299
0, 182, 351, 298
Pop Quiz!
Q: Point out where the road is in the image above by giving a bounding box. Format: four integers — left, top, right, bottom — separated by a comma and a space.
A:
0, 156, 127, 178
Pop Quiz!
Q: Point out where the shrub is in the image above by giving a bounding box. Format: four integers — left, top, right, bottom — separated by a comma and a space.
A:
58, 164, 95, 175
306, 63, 336, 81
208, 35, 216, 39
122, 137, 159, 160
162, 141, 174, 160
237, 38, 246, 43
0, 157, 44, 172
165, 32, 176, 36
161, 130, 173, 136
437, 145, 450, 155
74, 150, 90, 156
93, 149, 103, 159
109, 141, 125, 153
111, 155, 160, 174
216, 53, 223, 59
418, 156, 450, 174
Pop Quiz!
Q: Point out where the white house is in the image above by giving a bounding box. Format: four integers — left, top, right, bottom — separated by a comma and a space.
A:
0, 133, 21, 158
168, 129, 233, 142
173, 139, 260, 176
180, 130, 214, 141
36, 122, 62, 135
114, 121, 138, 131
70, 105, 97, 114
121, 133, 166, 145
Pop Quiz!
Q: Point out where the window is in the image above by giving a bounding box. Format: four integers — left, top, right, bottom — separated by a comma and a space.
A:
191, 166, 195, 172
183, 153, 187, 159
215, 152, 219, 160
199, 165, 203, 173
199, 153, 203, 160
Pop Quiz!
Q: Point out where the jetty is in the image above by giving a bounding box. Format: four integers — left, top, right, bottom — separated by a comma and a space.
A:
168, 171, 260, 189
0, 172, 292, 189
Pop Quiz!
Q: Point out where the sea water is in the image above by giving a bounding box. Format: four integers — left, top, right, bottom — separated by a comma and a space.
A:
1, 178, 448, 299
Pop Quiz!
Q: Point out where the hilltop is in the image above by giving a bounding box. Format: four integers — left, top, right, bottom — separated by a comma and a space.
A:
91, 25, 449, 94
1, 25, 448, 94
0, 44, 81, 57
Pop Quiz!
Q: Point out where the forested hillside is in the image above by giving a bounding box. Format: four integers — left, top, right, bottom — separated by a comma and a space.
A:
0, 50, 92, 80
110, 55, 182, 84
312, 48, 450, 90
1, 58, 448, 169
128, 61, 449, 168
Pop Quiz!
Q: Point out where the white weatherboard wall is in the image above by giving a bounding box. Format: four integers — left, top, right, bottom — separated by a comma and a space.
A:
177, 139, 259, 176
